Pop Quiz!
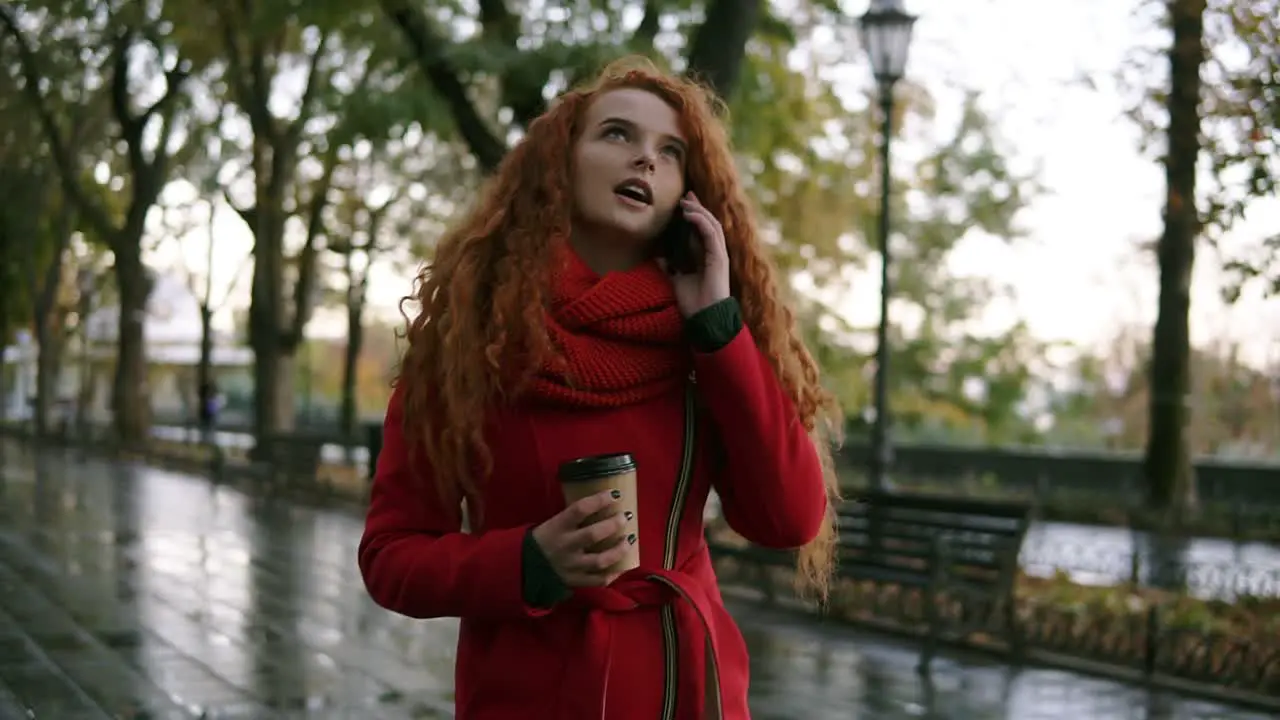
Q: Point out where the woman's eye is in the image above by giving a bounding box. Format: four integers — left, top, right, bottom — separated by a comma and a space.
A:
604, 126, 627, 140
661, 145, 682, 159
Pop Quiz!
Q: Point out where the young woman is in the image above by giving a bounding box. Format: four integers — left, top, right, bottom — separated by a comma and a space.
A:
359, 58, 841, 719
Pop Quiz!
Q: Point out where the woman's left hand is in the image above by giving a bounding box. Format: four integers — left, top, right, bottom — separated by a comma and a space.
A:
661, 191, 731, 317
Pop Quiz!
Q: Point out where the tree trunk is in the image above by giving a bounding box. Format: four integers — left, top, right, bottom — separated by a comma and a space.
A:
249, 317, 301, 437
197, 198, 216, 431
112, 244, 151, 448
74, 277, 92, 434
244, 124, 318, 440
252, 347, 297, 434
75, 358, 94, 433
248, 153, 291, 437
197, 303, 213, 416
0, 314, 8, 422
219, 19, 329, 447
33, 318, 58, 437
340, 295, 364, 442
1145, 0, 1206, 525
31, 215, 69, 439
684, 0, 763, 100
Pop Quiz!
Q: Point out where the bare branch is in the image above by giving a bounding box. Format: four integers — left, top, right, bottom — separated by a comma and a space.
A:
213, 253, 254, 312
110, 30, 142, 143
214, 6, 256, 118
475, 0, 547, 127
380, 0, 507, 172
285, 31, 332, 148
140, 63, 191, 129
632, 1, 661, 51
286, 143, 342, 345
223, 188, 258, 232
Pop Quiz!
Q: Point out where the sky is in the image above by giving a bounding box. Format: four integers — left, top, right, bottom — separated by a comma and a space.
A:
821, 0, 1279, 369
154, 0, 1280, 371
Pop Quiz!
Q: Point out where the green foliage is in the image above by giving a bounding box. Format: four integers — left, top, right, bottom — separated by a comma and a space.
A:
0, 233, 33, 344
0, 37, 54, 342
1119, 0, 1280, 299
368, 0, 1045, 439
1035, 323, 1280, 456
886, 322, 1052, 445
836, 95, 1042, 442
1204, 0, 1279, 298
730, 37, 872, 276
5, 0, 1058, 442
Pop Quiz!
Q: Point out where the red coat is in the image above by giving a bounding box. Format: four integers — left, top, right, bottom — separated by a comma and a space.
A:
358, 326, 827, 719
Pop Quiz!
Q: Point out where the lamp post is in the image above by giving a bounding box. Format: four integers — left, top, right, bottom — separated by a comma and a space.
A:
858, 0, 916, 493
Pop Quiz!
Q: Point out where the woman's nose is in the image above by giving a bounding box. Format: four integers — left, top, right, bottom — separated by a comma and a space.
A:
631, 152, 656, 173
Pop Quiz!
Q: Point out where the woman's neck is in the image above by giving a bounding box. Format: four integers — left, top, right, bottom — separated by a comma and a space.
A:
569, 233, 649, 276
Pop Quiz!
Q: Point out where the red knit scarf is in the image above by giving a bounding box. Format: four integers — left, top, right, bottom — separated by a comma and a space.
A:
527, 247, 689, 408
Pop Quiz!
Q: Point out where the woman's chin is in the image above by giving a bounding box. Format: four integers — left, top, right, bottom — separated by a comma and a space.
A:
574, 214, 662, 249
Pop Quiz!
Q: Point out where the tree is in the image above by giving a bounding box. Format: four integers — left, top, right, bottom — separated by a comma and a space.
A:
1, 0, 196, 446
24, 193, 75, 436
0, 164, 46, 422
379, 0, 767, 174
1201, 0, 1279, 298
200, 2, 336, 436
0, 56, 46, 361
319, 118, 473, 439
1116, 0, 1279, 516
1041, 325, 1280, 457
190, 1, 427, 436
796, 89, 1041, 441
376, 2, 1044, 437
0, 9, 92, 434
331, 188, 395, 440
153, 182, 251, 429
1146, 0, 1206, 521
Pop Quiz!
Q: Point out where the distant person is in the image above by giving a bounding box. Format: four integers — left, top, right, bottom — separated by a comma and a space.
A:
358, 58, 841, 719
197, 381, 218, 438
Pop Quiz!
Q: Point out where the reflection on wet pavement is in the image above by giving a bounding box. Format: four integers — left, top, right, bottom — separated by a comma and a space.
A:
0, 440, 1268, 719
0, 442, 456, 719
732, 602, 1269, 720
150, 425, 1280, 601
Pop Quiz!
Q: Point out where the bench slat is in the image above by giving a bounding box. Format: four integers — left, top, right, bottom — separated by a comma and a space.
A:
841, 491, 1032, 520
838, 509, 1025, 536
837, 523, 1021, 548
837, 539, 1006, 571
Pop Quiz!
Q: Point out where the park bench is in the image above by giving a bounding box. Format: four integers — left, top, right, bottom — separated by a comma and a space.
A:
249, 434, 328, 496
708, 490, 1032, 672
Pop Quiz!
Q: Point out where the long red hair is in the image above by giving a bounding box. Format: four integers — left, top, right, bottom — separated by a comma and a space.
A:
397, 57, 843, 597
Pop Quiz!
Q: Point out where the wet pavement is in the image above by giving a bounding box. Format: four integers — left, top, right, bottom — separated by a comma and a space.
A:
0, 438, 1269, 719
149, 425, 1280, 601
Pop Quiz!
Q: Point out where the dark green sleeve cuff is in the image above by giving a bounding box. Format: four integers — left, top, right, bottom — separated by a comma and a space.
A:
686, 297, 743, 353
522, 528, 572, 609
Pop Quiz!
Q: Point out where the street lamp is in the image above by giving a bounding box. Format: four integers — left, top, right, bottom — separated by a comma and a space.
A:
858, 0, 916, 493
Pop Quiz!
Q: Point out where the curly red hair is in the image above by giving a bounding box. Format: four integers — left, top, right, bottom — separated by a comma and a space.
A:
398, 57, 843, 598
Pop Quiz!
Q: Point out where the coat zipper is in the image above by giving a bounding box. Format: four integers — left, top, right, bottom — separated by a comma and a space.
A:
659, 382, 697, 720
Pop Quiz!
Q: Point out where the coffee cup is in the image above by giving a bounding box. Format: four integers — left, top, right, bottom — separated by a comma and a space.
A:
558, 452, 639, 575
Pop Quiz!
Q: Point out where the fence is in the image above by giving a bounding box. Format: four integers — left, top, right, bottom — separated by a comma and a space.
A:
712, 532, 1280, 713
837, 441, 1280, 506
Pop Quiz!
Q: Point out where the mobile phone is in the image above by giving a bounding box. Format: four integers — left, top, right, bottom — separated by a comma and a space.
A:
657, 208, 703, 275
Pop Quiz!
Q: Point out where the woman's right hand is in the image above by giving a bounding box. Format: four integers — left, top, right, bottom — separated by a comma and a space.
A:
531, 490, 635, 587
